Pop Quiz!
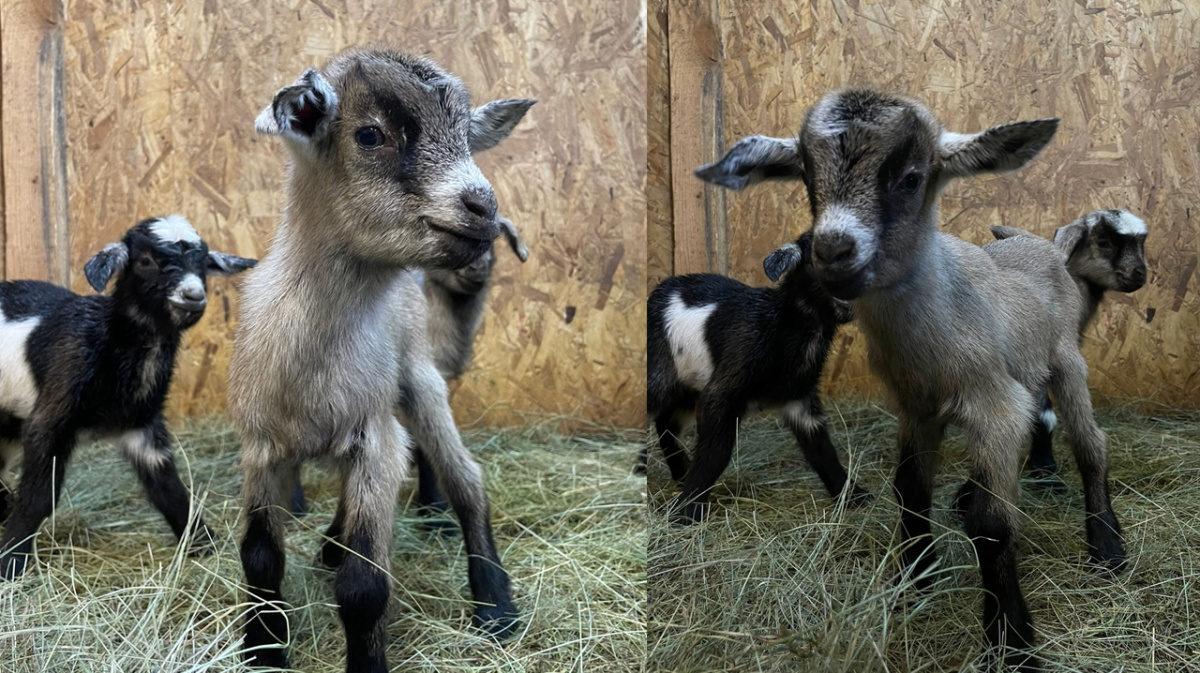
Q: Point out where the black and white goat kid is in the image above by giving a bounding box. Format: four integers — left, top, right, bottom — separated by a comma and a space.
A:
0, 215, 255, 579
646, 231, 867, 524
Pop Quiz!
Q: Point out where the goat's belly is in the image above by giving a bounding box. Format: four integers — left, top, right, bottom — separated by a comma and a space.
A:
0, 314, 40, 419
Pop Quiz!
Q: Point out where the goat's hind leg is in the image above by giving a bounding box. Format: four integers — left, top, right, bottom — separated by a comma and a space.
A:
674, 390, 743, 525
783, 394, 871, 506
654, 409, 691, 482
414, 446, 457, 533
398, 361, 518, 638
0, 419, 78, 580
239, 448, 291, 668
119, 420, 216, 554
1050, 348, 1124, 573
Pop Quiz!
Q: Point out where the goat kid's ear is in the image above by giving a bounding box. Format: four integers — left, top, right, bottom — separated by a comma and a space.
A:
695, 135, 805, 191
989, 224, 1036, 241
84, 243, 129, 292
255, 68, 339, 145
762, 242, 803, 283
207, 251, 258, 276
469, 99, 536, 154
1052, 219, 1090, 263
938, 118, 1059, 181
497, 216, 530, 263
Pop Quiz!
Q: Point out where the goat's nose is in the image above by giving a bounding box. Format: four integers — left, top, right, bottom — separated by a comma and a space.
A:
812, 232, 858, 271
461, 189, 498, 222
1131, 266, 1147, 284
181, 285, 206, 302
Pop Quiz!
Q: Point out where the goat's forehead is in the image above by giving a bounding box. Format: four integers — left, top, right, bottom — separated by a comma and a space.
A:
330, 52, 471, 122
1101, 209, 1147, 237
130, 215, 202, 246
801, 91, 938, 169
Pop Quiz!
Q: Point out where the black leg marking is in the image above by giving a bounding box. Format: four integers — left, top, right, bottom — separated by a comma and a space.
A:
0, 423, 76, 580
125, 422, 216, 555
673, 393, 742, 525
335, 529, 391, 673
964, 485, 1038, 671
240, 471, 289, 668
892, 418, 942, 591
654, 412, 690, 482
1026, 392, 1066, 494
783, 396, 871, 506
318, 498, 348, 570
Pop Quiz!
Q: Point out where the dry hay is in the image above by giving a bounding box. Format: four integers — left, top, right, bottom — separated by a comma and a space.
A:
647, 398, 1200, 672
0, 420, 646, 672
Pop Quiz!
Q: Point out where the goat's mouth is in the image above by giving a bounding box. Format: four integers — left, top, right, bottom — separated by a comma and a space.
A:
812, 263, 874, 301
425, 218, 499, 243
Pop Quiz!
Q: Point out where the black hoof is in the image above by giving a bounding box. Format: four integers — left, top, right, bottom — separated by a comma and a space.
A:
842, 483, 873, 508
1089, 544, 1127, 576
187, 523, 219, 557
670, 500, 709, 527
474, 601, 520, 640
0, 550, 30, 581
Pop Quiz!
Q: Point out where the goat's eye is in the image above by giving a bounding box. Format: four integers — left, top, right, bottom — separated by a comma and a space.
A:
355, 126, 385, 149
897, 173, 922, 194
1097, 238, 1113, 250
137, 255, 157, 270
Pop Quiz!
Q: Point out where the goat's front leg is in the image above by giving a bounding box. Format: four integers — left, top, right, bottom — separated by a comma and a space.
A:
239, 446, 291, 668
673, 390, 744, 525
396, 360, 518, 638
960, 382, 1038, 671
332, 417, 406, 673
0, 418, 78, 580
782, 393, 871, 506
1050, 348, 1124, 573
117, 419, 215, 554
892, 413, 943, 591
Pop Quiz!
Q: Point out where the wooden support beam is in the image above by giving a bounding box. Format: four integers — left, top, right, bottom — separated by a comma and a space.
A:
1, 0, 68, 284
667, 0, 726, 275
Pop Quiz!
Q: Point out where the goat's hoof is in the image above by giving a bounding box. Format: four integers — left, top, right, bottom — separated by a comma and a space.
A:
1089, 547, 1127, 577
243, 645, 289, 669
0, 550, 30, 581
187, 524, 219, 557
631, 462, 647, 476
843, 484, 873, 507
474, 602, 520, 640
670, 502, 707, 527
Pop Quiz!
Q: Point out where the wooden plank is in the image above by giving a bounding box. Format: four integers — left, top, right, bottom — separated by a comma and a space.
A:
668, 0, 727, 275
1, 0, 67, 284
647, 0, 673, 289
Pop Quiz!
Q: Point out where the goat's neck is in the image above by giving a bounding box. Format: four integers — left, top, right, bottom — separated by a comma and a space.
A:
1075, 276, 1107, 335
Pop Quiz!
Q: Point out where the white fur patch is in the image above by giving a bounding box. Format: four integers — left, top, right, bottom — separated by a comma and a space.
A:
781, 399, 824, 435
815, 204, 876, 267
1111, 210, 1147, 236
0, 308, 41, 418
1039, 407, 1058, 432
171, 273, 204, 303
938, 130, 978, 155
150, 214, 201, 244
664, 295, 717, 390
116, 428, 169, 470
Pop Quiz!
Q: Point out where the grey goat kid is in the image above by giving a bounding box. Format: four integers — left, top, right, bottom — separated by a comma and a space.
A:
697, 89, 1123, 672
961, 210, 1147, 496
0, 216, 255, 579
643, 232, 866, 523
229, 49, 533, 673
287, 216, 529, 520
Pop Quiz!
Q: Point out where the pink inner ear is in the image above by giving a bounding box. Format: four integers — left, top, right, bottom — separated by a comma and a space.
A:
294, 101, 319, 134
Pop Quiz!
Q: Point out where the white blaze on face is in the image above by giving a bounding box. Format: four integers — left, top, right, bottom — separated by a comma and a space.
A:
1112, 210, 1147, 236
150, 214, 201, 244
0, 307, 41, 419
817, 204, 876, 268
664, 295, 717, 390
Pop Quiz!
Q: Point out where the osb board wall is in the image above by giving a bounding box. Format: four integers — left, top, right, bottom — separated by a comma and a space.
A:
648, 0, 673, 291
654, 0, 1200, 409
44, 0, 646, 427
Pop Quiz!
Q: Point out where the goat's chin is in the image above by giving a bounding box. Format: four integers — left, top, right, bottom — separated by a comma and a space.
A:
425, 231, 493, 270
814, 267, 874, 301
170, 308, 205, 329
